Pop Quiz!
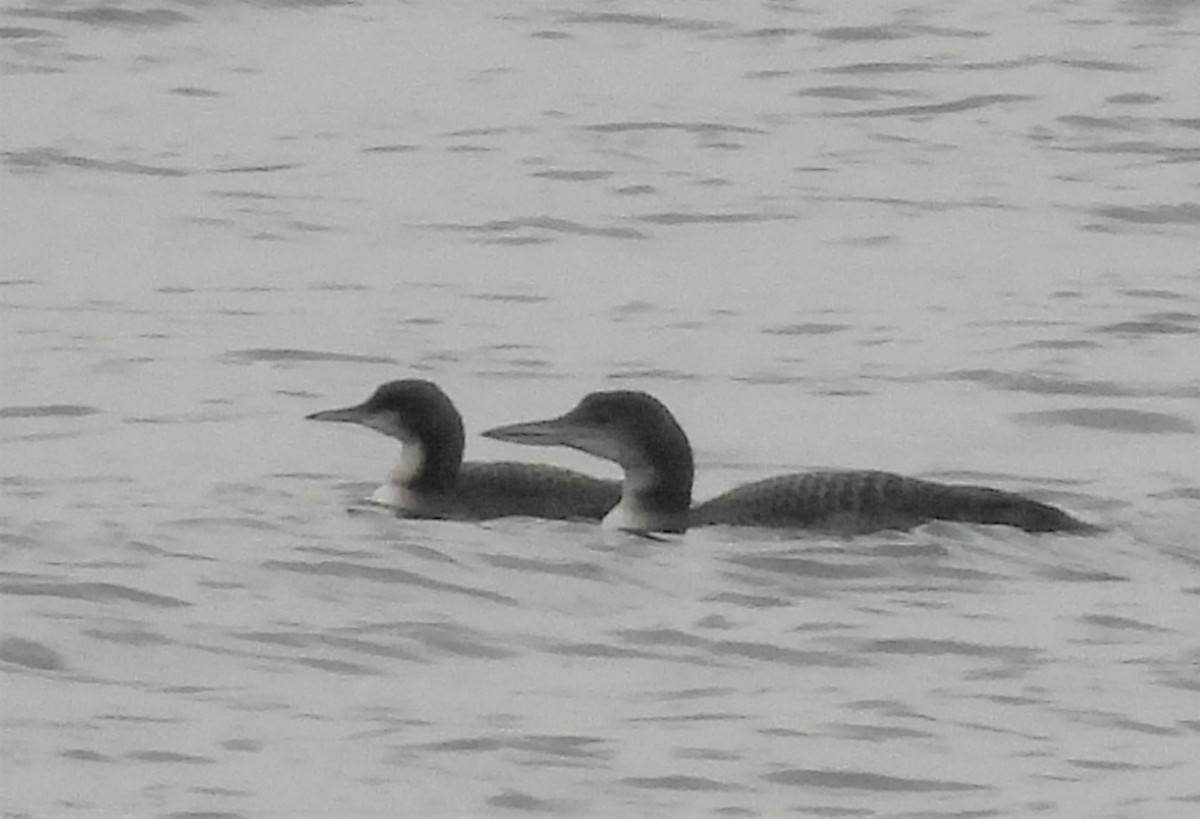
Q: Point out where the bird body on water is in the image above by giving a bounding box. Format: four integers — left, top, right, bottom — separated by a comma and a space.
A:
483, 390, 1099, 536
307, 380, 620, 522
691, 469, 1093, 535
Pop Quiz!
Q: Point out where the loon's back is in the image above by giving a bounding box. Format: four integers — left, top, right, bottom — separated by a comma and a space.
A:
691, 470, 1097, 535
423, 462, 621, 522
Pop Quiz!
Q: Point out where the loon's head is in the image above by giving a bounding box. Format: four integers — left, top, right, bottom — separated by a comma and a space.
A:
306, 379, 464, 494
482, 391, 693, 533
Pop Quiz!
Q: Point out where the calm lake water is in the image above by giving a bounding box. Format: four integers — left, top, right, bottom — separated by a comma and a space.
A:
2, 0, 1199, 816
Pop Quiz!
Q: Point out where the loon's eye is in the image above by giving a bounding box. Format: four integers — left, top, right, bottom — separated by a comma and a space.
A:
589, 405, 615, 425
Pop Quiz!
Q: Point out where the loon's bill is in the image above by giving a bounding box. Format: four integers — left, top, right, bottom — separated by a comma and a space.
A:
307, 380, 620, 522
482, 390, 1099, 536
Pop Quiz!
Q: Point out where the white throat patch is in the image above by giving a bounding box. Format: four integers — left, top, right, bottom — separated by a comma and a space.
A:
602, 498, 644, 531
390, 441, 426, 487
370, 482, 419, 509
601, 464, 661, 532
366, 442, 426, 510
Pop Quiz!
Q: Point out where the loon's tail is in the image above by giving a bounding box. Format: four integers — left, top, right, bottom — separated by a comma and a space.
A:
918, 480, 1101, 534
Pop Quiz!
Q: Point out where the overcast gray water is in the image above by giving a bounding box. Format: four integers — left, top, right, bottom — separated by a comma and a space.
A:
3, 1, 1200, 816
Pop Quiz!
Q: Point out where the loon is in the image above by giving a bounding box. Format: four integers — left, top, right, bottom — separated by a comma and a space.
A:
481, 390, 1099, 535
306, 380, 621, 521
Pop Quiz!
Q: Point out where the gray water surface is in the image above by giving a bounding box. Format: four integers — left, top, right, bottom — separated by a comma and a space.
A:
3, 1, 1199, 816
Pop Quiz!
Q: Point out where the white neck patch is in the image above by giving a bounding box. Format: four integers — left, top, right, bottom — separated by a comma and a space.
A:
602, 498, 640, 531
366, 442, 426, 511
602, 464, 672, 532
390, 441, 426, 487
370, 481, 419, 510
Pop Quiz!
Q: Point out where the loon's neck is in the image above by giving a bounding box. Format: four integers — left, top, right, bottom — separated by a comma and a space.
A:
603, 461, 692, 534
374, 438, 460, 510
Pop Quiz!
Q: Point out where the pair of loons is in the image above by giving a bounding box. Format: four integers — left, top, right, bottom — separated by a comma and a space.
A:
308, 380, 1098, 536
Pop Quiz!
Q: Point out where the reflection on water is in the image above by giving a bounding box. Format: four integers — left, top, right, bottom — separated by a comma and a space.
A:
3, 0, 1199, 815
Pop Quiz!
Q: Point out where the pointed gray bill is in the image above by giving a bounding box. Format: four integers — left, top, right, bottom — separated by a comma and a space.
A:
480, 415, 582, 447
482, 414, 627, 465
306, 405, 372, 424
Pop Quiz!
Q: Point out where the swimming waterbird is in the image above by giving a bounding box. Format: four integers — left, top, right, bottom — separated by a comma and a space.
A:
482, 390, 1099, 535
307, 380, 621, 521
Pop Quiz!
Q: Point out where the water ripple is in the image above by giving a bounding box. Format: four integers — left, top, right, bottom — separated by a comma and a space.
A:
263, 560, 517, 605
621, 775, 745, 791
863, 638, 1039, 662
830, 93, 1036, 118
223, 348, 396, 364
0, 404, 99, 418
583, 121, 765, 135
0, 581, 190, 608
428, 216, 645, 240
3, 147, 188, 176
0, 636, 66, 670
561, 12, 728, 32
5, 6, 192, 27
1092, 203, 1200, 225
1012, 408, 1196, 434
764, 768, 987, 792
